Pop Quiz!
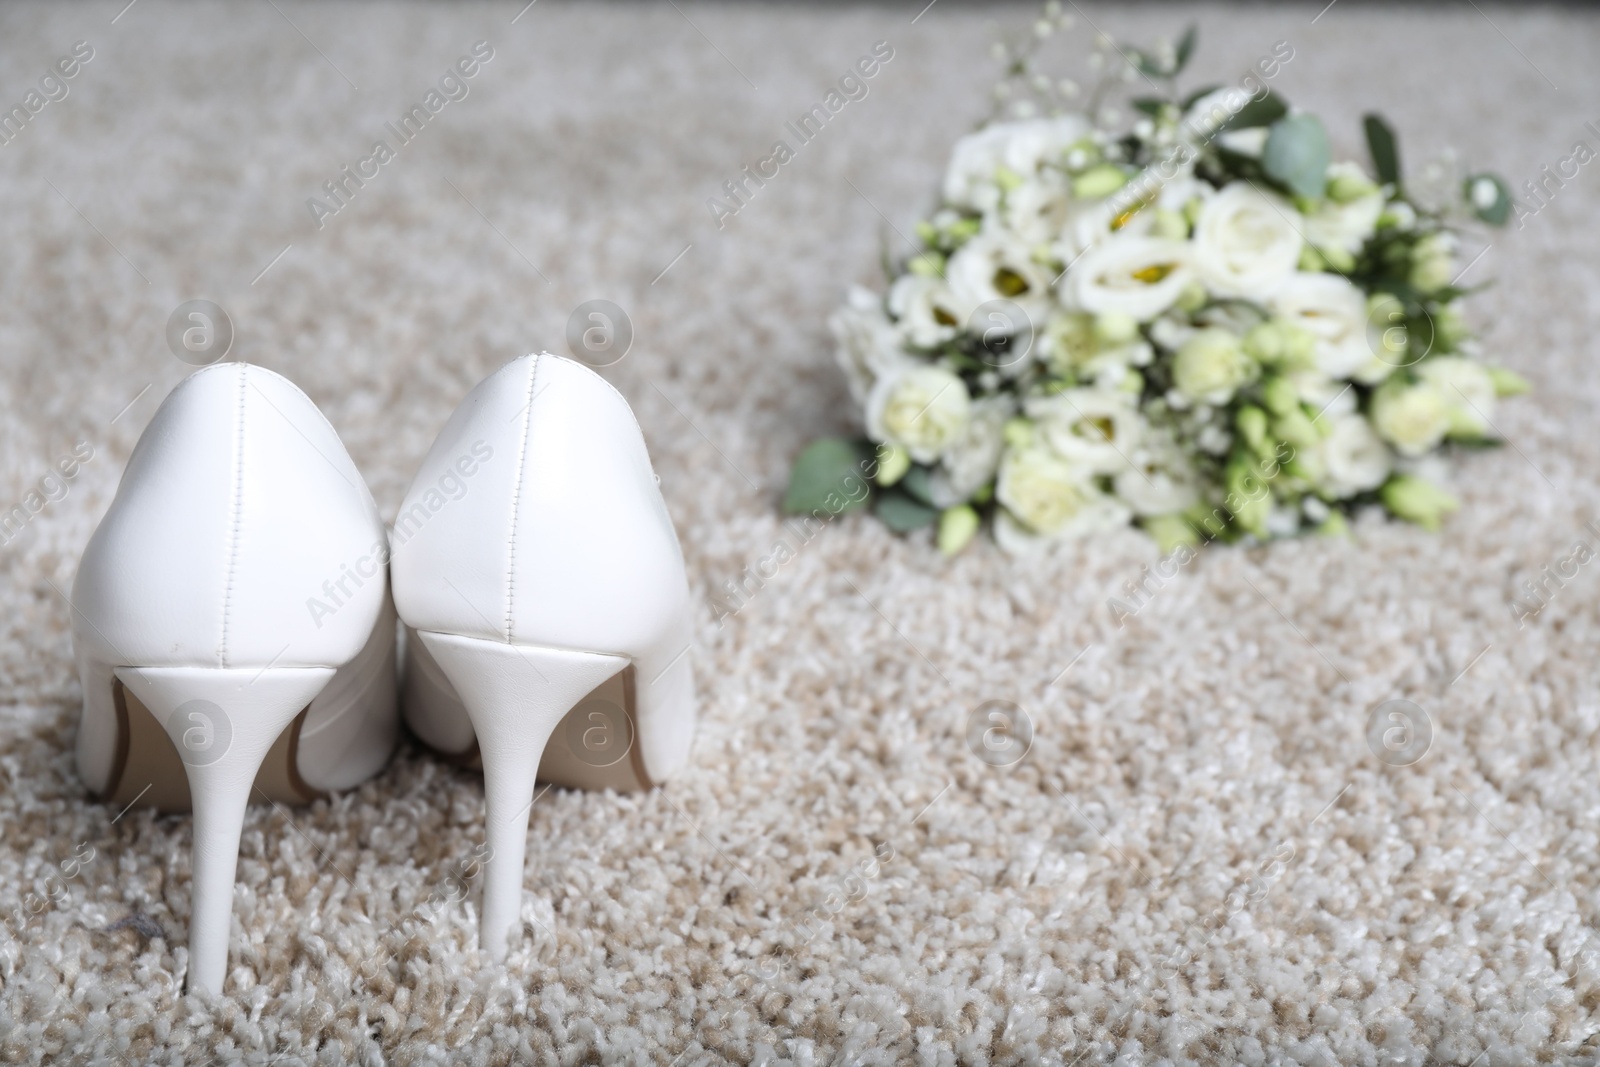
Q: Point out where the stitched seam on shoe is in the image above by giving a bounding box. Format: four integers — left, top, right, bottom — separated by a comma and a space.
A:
503, 354, 541, 643
218, 364, 249, 667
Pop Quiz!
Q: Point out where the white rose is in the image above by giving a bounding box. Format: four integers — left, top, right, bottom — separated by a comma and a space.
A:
829, 286, 907, 405
865, 364, 972, 464
1171, 327, 1256, 405
1417, 356, 1496, 436
1113, 432, 1201, 516
1302, 162, 1383, 254
887, 274, 963, 350
1268, 273, 1376, 380
1369, 378, 1450, 457
946, 231, 1053, 324
1314, 414, 1390, 498
931, 395, 1014, 504
1026, 388, 1144, 475
996, 444, 1131, 541
1065, 234, 1194, 323
1191, 182, 1303, 298
943, 116, 1091, 214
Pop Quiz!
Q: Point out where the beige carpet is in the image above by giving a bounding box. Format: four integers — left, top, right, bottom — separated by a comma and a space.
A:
2, 2, 1598, 1063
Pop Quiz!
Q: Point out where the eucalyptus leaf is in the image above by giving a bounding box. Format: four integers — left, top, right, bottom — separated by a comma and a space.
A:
874, 489, 939, 532
1363, 113, 1401, 186
783, 437, 874, 515
1262, 114, 1330, 199
1464, 172, 1512, 226
898, 465, 938, 506
1181, 84, 1223, 110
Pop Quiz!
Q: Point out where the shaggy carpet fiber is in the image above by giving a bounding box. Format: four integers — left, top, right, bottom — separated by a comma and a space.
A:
2, 2, 1599, 1064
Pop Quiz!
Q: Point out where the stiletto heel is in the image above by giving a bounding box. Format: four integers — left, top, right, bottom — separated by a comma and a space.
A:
392, 352, 697, 960
71, 362, 399, 995
113, 666, 336, 995
416, 632, 626, 960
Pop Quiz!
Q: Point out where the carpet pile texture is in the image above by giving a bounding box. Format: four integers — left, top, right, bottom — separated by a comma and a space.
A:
1, 3, 1598, 1064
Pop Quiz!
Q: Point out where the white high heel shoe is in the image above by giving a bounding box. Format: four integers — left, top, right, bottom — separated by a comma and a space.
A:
71, 362, 398, 995
391, 352, 695, 961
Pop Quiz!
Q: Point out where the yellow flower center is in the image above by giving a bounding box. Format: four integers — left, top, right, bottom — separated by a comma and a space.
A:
993, 267, 1030, 298
1130, 262, 1177, 285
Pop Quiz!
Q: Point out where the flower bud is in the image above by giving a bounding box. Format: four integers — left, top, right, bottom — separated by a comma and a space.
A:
1263, 376, 1299, 416
1151, 208, 1189, 239
1072, 163, 1128, 199
1488, 366, 1530, 397
1175, 280, 1208, 313
1327, 168, 1379, 204
1381, 475, 1458, 531
1273, 408, 1319, 451
937, 505, 980, 555
1433, 305, 1468, 349
1002, 416, 1036, 450
1236, 405, 1269, 452
1320, 245, 1356, 274
875, 443, 911, 487
1142, 513, 1198, 554
1093, 311, 1139, 345
1225, 456, 1271, 536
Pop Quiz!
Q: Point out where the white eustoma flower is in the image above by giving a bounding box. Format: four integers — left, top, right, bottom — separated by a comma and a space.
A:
995, 444, 1131, 544
1113, 431, 1200, 516
1417, 356, 1496, 435
829, 285, 908, 405
1215, 126, 1269, 158
1026, 388, 1143, 475
1314, 414, 1390, 498
1192, 182, 1303, 298
865, 363, 972, 464
1001, 174, 1075, 245
1287, 371, 1357, 417
1171, 327, 1256, 405
942, 116, 1091, 214
946, 231, 1054, 323
1268, 273, 1375, 380
1369, 378, 1451, 457
1181, 87, 1252, 142
887, 274, 963, 350
931, 395, 1014, 505
1302, 162, 1384, 254
1065, 234, 1194, 323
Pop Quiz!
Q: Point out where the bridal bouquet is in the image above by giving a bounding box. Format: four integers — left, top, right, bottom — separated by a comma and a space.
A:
784, 9, 1525, 554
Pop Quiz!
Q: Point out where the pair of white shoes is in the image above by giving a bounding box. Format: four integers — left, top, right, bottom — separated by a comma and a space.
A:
70, 353, 695, 995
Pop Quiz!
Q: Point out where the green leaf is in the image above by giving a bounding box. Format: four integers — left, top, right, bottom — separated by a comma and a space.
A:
1174, 25, 1198, 73
1262, 114, 1330, 200
1218, 90, 1288, 131
1363, 113, 1400, 186
1181, 84, 1222, 110
898, 465, 938, 506
783, 437, 874, 515
1132, 97, 1166, 117
874, 489, 939, 532
1463, 172, 1512, 225
1129, 49, 1165, 79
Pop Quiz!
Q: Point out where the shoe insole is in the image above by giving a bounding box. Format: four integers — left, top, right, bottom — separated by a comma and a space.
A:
101, 680, 321, 814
